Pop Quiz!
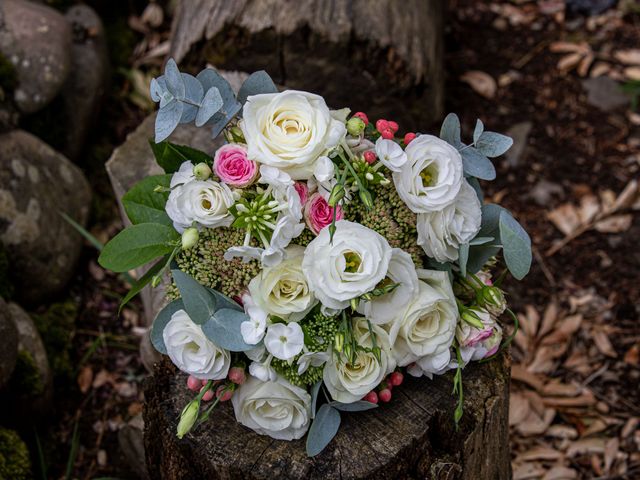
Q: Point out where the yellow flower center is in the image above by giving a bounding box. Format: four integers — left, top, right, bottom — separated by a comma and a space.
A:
420, 164, 438, 188
343, 251, 362, 273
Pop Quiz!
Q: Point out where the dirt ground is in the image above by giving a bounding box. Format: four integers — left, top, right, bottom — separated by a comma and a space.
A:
34, 1, 640, 479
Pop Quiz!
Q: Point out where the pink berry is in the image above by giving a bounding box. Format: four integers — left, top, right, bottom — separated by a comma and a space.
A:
404, 132, 416, 145
354, 112, 369, 125
216, 385, 233, 402
390, 371, 404, 387
187, 376, 201, 391
375, 119, 389, 132
201, 388, 214, 402
363, 391, 379, 404
380, 128, 394, 140
228, 366, 246, 385
388, 121, 399, 133
379, 388, 392, 403
363, 151, 376, 164
201, 379, 209, 386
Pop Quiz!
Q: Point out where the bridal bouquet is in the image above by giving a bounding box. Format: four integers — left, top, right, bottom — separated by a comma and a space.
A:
99, 60, 531, 456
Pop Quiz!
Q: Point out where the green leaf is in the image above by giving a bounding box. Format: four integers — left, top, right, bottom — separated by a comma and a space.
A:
459, 242, 469, 277
206, 287, 243, 312
310, 380, 322, 419
440, 113, 462, 147
172, 269, 217, 325
151, 299, 184, 354
466, 245, 502, 275
476, 131, 513, 158
478, 204, 506, 239
460, 147, 496, 181
122, 174, 172, 226
467, 176, 484, 203
119, 254, 169, 312
237, 71, 278, 106
469, 236, 494, 246
98, 223, 179, 272
473, 119, 484, 144
499, 210, 532, 280
59, 211, 103, 251
329, 401, 378, 412
306, 404, 341, 457
201, 308, 253, 352
149, 140, 212, 173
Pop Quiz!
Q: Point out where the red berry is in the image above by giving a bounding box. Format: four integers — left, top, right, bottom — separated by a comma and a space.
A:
380, 128, 394, 140
375, 119, 389, 132
187, 376, 201, 391
404, 132, 416, 145
201, 387, 214, 402
216, 385, 233, 402
363, 391, 379, 404
228, 366, 246, 385
363, 150, 376, 164
379, 388, 392, 403
390, 371, 404, 387
388, 121, 399, 133
354, 112, 369, 125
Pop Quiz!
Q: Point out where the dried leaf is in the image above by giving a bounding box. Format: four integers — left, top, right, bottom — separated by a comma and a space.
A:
558, 52, 584, 72
460, 70, 497, 99
577, 53, 595, 77
542, 466, 578, 480
512, 364, 545, 391
624, 67, 640, 81
592, 329, 617, 358
542, 314, 583, 345
513, 462, 547, 480
517, 408, 556, 436
566, 438, 606, 457
594, 214, 632, 233
583, 418, 609, 437
546, 424, 579, 439
550, 41, 589, 54
528, 345, 562, 374
590, 62, 611, 77
614, 49, 640, 65
543, 390, 596, 408
604, 437, 619, 474
548, 204, 582, 236
522, 305, 541, 339
542, 380, 581, 397
578, 195, 600, 224
77, 366, 93, 394
624, 344, 639, 365
510, 392, 532, 426
621, 417, 639, 438
539, 301, 559, 338
517, 446, 564, 462
613, 179, 638, 211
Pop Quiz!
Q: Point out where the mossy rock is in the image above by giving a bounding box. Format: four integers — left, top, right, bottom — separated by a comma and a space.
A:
32, 300, 78, 379
7, 350, 44, 396
0, 427, 32, 480
0, 243, 12, 301
0, 52, 17, 97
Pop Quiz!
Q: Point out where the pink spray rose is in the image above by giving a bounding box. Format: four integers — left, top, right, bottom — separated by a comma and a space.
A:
293, 181, 309, 205
304, 192, 343, 235
213, 144, 258, 187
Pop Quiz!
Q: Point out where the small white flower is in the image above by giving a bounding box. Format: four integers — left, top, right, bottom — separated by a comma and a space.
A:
259, 165, 294, 188
264, 322, 304, 360
296, 351, 329, 375
240, 295, 268, 345
165, 180, 235, 233
249, 356, 278, 382
245, 344, 267, 362
170, 161, 195, 187
313, 156, 335, 183
375, 137, 408, 172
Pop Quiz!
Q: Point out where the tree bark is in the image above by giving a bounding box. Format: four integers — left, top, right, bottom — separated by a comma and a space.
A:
169, 0, 444, 131
144, 352, 511, 480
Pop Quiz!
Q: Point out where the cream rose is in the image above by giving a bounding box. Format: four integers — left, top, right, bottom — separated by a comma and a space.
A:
302, 220, 393, 310
248, 246, 316, 321
162, 309, 230, 380
392, 134, 463, 213
231, 376, 311, 440
165, 179, 235, 233
416, 180, 482, 263
323, 317, 395, 403
240, 90, 346, 180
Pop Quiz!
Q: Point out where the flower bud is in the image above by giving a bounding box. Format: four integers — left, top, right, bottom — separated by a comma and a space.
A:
230, 126, 245, 143
328, 183, 345, 207
359, 189, 374, 210
461, 309, 485, 329
404, 132, 416, 145
181, 227, 199, 250
479, 286, 506, 316
228, 366, 246, 385
353, 111, 369, 125
216, 384, 234, 402
347, 117, 366, 136
334, 332, 345, 353
363, 150, 376, 164
176, 399, 200, 439
151, 275, 162, 288
193, 162, 212, 181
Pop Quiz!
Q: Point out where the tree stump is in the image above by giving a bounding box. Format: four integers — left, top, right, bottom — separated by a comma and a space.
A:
143, 352, 511, 479
169, 0, 444, 131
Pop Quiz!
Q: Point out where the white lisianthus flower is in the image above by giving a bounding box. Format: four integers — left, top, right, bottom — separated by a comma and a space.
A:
232, 376, 312, 440
296, 351, 329, 375
387, 269, 458, 367
240, 294, 268, 345
162, 309, 230, 380
240, 90, 346, 180
416, 180, 482, 263
407, 349, 456, 379
248, 246, 316, 321
165, 180, 235, 233
392, 134, 463, 213
302, 220, 392, 310
323, 317, 395, 403
375, 137, 408, 172
264, 322, 304, 360
357, 248, 419, 325
170, 161, 195, 187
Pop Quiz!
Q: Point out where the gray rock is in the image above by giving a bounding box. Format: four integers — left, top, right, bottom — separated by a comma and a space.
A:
0, 0, 72, 114
0, 130, 91, 304
0, 297, 18, 389
505, 121, 532, 168
118, 413, 148, 479
529, 179, 564, 206
59, 4, 109, 160
582, 77, 630, 112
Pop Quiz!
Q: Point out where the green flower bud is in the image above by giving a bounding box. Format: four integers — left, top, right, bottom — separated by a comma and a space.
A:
193, 162, 212, 181
151, 275, 162, 288
328, 183, 345, 207
359, 189, 374, 210
230, 126, 245, 143
346, 117, 366, 136
461, 309, 485, 329
177, 399, 200, 439
334, 332, 345, 353
181, 227, 199, 250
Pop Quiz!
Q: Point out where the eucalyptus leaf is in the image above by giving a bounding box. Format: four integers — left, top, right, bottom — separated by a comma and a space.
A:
201, 308, 253, 352
459, 242, 470, 277
179, 73, 204, 123
467, 177, 484, 203
119, 254, 169, 312
122, 174, 172, 226
440, 113, 462, 147
310, 380, 322, 419
150, 299, 184, 354
172, 269, 217, 325
155, 99, 183, 143
238, 70, 278, 106
478, 203, 506, 239
466, 245, 502, 275
476, 131, 513, 158
329, 401, 378, 412
460, 147, 496, 181
469, 236, 495, 246
473, 119, 484, 144
195, 86, 223, 127
98, 223, 180, 272
206, 287, 243, 312
197, 69, 242, 137
499, 210, 532, 280
306, 404, 341, 457
164, 59, 185, 98
149, 140, 212, 173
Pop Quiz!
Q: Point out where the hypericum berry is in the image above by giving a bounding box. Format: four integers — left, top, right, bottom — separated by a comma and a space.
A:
363, 150, 376, 164
380, 128, 394, 140
376, 119, 389, 132
388, 121, 399, 133
353, 112, 369, 125
228, 366, 246, 385
379, 388, 392, 403
216, 385, 233, 402
404, 132, 416, 145
363, 391, 379, 404
347, 117, 366, 136
201, 387, 214, 402
187, 375, 201, 392
389, 371, 404, 387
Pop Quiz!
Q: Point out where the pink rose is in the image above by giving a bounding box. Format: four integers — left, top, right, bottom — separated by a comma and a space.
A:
294, 182, 309, 205
304, 192, 343, 235
213, 144, 258, 187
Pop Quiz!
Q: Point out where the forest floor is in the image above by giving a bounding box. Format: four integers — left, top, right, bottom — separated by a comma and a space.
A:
33, 1, 640, 479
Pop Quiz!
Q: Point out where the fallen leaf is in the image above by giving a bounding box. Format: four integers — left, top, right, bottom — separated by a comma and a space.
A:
624, 67, 640, 81
594, 214, 632, 233
613, 179, 639, 211
614, 49, 640, 65
583, 418, 609, 437
460, 70, 497, 99
92, 369, 115, 389
539, 301, 559, 338
548, 204, 581, 236
567, 438, 606, 457
513, 462, 546, 480
550, 41, 589, 54
542, 314, 583, 345
578, 195, 600, 224
517, 408, 556, 436
546, 424, 579, 439
512, 364, 545, 391
624, 344, 640, 365
77, 366, 93, 394
592, 329, 617, 357
543, 391, 596, 408
510, 392, 532, 426
604, 437, 619, 474
542, 380, 581, 397
621, 417, 639, 438
542, 466, 578, 480
97, 449, 107, 467
577, 53, 595, 77
558, 52, 584, 72
517, 446, 564, 462
590, 62, 611, 77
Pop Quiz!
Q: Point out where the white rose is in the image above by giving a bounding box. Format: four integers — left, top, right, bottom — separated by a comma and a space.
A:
416, 180, 482, 262
248, 246, 316, 321
407, 349, 455, 379
392, 134, 463, 213
324, 317, 395, 403
357, 248, 419, 325
302, 220, 393, 310
387, 270, 457, 367
165, 180, 235, 233
232, 376, 311, 440
375, 137, 408, 172
241, 90, 346, 180
162, 309, 230, 380
170, 161, 195, 187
